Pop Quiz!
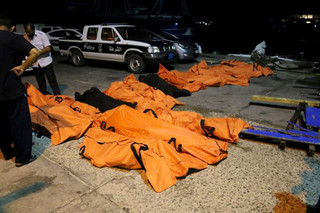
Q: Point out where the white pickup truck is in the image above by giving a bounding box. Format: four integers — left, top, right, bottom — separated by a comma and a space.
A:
59, 24, 177, 73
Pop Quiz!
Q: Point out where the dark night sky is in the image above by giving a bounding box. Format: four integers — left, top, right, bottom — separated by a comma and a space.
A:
2, 0, 318, 23
2, 1, 319, 56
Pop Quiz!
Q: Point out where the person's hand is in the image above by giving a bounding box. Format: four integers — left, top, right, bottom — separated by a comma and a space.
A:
11, 65, 25, 77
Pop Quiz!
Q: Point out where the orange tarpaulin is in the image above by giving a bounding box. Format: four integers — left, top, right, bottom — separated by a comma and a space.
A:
26, 84, 100, 145
79, 104, 233, 192
92, 105, 229, 164
157, 65, 206, 93
26, 83, 101, 117
101, 75, 251, 142
80, 126, 208, 192
103, 74, 183, 111
157, 60, 274, 92
34, 104, 94, 145
25, 58, 260, 192
143, 107, 251, 142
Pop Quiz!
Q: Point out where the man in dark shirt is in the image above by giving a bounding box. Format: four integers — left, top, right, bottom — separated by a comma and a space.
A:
0, 15, 40, 167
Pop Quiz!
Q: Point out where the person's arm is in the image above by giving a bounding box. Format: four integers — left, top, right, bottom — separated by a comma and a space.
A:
11, 48, 40, 76
38, 46, 51, 55
39, 32, 52, 55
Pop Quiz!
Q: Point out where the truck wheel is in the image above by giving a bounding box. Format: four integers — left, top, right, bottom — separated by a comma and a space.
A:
127, 54, 145, 74
70, 50, 84, 67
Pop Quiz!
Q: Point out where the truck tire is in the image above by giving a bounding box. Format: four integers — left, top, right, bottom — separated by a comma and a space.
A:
127, 54, 145, 74
70, 50, 84, 67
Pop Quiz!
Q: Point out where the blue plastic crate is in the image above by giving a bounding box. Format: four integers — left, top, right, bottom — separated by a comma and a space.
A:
306, 107, 320, 128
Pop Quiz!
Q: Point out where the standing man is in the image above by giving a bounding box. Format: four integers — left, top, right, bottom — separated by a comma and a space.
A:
24, 22, 61, 95
0, 16, 39, 167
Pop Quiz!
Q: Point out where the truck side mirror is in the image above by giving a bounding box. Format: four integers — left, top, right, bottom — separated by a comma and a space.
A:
114, 36, 120, 42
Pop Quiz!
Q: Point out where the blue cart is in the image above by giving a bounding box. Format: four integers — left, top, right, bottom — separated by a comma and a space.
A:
241, 103, 320, 156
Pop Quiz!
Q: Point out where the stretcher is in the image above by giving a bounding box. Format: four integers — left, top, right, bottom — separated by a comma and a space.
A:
241, 103, 320, 156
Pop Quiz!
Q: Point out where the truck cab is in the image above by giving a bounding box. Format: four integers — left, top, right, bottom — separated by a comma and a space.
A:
59, 24, 177, 73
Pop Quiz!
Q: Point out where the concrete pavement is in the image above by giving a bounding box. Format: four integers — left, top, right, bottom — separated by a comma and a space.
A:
0, 54, 319, 212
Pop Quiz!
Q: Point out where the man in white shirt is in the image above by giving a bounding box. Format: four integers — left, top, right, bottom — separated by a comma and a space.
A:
24, 22, 61, 95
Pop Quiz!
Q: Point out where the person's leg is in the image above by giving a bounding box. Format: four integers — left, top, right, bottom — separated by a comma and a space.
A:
34, 67, 49, 95
7, 94, 34, 164
44, 63, 61, 95
0, 100, 15, 160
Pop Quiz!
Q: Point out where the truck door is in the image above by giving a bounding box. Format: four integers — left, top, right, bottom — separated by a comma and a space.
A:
82, 27, 100, 59
99, 27, 123, 62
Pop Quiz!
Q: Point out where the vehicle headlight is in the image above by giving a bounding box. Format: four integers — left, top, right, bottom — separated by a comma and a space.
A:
148, 46, 160, 53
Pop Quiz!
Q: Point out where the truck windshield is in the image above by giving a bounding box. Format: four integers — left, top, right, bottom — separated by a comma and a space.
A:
116, 27, 152, 40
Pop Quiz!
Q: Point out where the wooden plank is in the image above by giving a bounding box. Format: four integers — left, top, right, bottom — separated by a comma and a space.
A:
251, 95, 320, 107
